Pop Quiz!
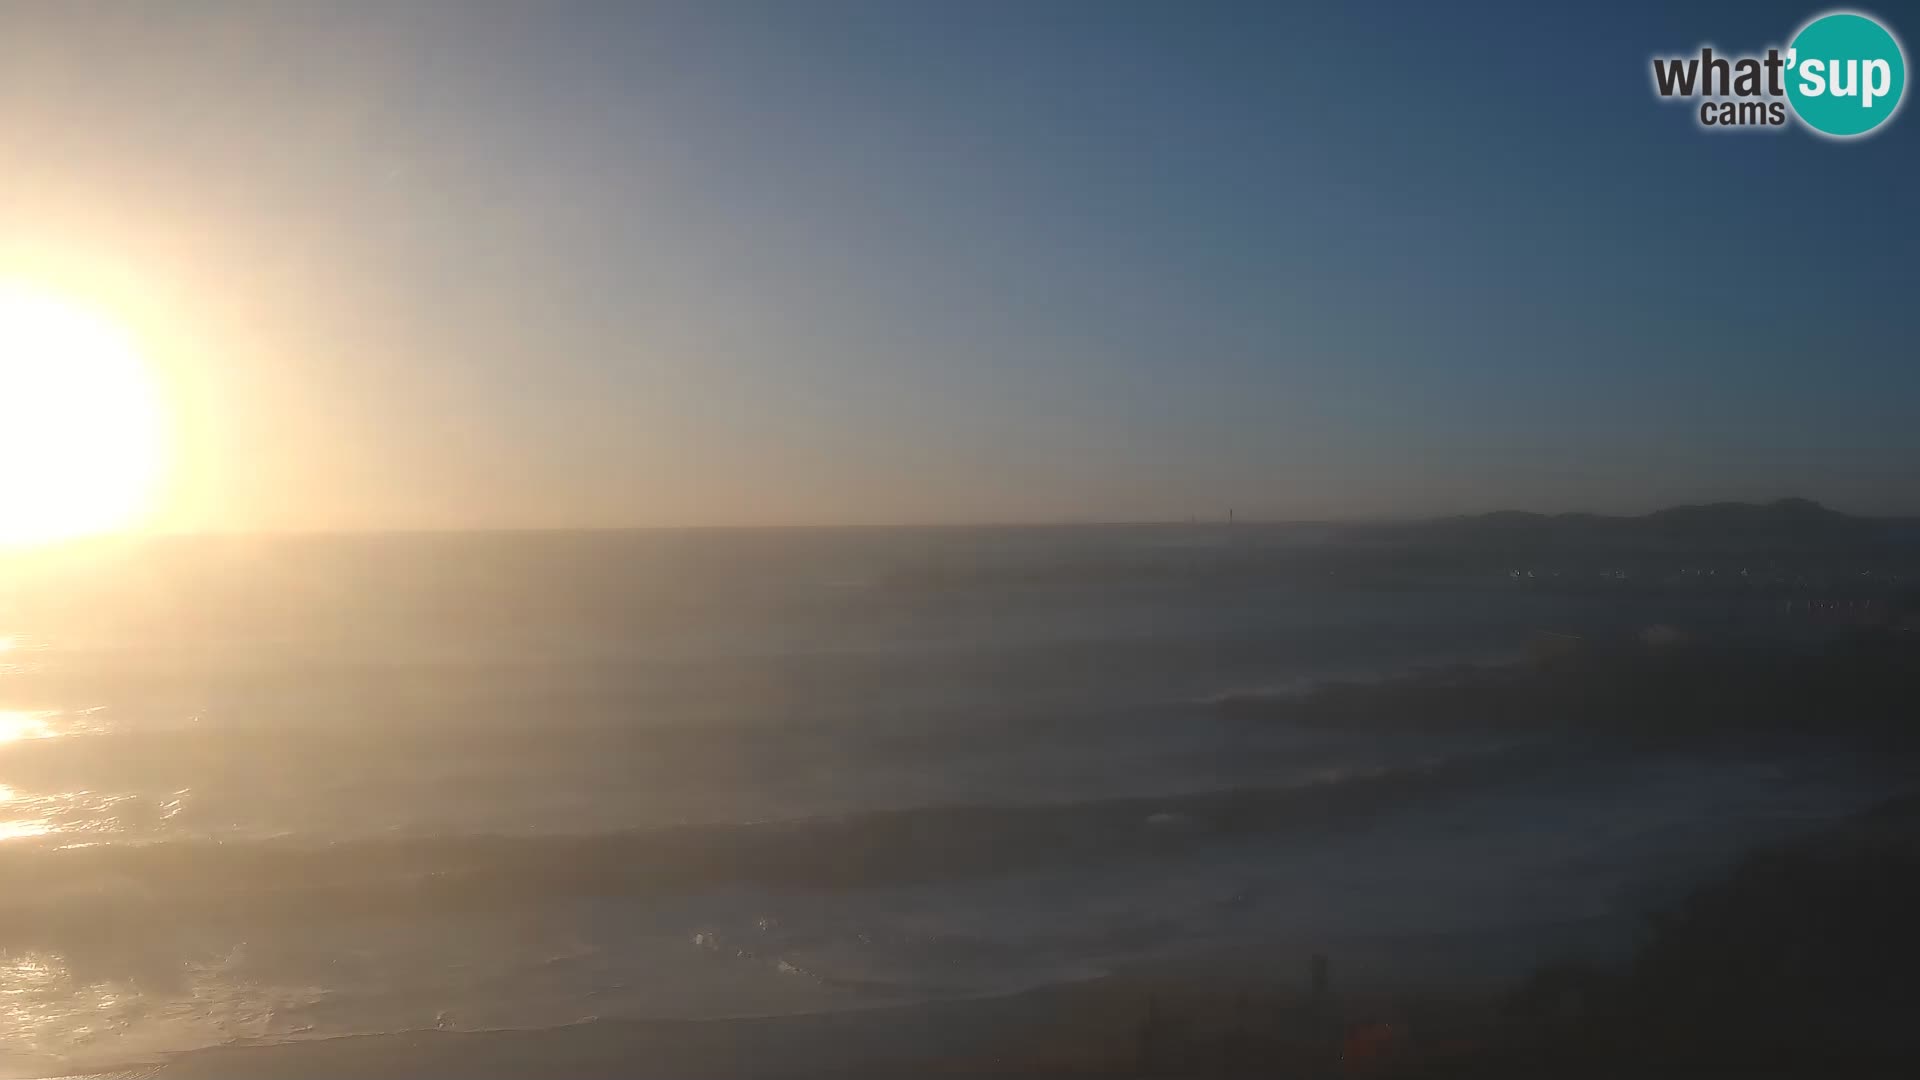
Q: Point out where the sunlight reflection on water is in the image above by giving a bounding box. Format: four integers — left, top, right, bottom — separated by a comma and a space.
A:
0, 633, 49, 676
0, 709, 56, 743
0, 708, 130, 841
0, 781, 52, 839
0, 819, 52, 841
0, 706, 114, 744
0, 789, 143, 842
0, 945, 334, 1073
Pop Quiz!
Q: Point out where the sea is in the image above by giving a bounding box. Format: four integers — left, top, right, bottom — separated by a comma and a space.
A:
0, 526, 1904, 1072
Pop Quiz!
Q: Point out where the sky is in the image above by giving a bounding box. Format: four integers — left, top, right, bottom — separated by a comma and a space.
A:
2, 0, 1917, 530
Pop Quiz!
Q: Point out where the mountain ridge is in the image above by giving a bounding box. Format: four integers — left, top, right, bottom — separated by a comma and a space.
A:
1344, 497, 1911, 551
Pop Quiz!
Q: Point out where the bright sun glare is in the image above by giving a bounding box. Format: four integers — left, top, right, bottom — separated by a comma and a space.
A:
0, 283, 166, 546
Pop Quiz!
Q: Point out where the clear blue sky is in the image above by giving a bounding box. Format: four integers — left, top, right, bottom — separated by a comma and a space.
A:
3, 0, 1915, 527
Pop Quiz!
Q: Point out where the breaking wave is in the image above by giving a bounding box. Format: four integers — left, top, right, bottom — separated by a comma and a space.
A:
0, 743, 1547, 943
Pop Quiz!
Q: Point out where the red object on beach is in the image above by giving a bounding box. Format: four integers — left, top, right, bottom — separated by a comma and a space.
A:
1341, 1021, 1401, 1075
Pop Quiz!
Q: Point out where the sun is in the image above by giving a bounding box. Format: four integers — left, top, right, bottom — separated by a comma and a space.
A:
0, 282, 168, 546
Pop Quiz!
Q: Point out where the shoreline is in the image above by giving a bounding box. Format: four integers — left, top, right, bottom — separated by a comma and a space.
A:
44, 784, 1918, 1080
25, 919, 1629, 1080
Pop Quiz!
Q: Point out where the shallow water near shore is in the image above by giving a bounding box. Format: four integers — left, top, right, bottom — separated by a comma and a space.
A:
0, 528, 1906, 1074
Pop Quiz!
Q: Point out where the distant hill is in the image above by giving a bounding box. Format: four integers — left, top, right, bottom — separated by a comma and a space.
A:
1346, 498, 1893, 551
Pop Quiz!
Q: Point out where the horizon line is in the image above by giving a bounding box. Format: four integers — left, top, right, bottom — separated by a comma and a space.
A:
20, 495, 1913, 545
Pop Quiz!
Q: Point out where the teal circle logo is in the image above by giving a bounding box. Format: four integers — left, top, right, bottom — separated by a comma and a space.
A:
1786, 12, 1906, 137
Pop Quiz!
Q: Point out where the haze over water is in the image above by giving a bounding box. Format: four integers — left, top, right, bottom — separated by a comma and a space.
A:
0, 527, 1903, 1070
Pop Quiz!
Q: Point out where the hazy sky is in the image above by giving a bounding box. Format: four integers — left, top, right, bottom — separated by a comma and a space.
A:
3, 0, 1917, 530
